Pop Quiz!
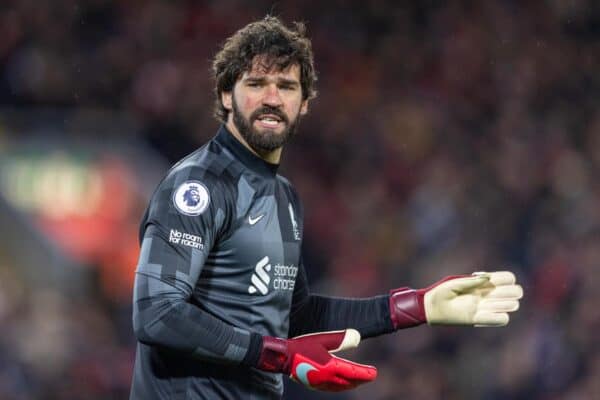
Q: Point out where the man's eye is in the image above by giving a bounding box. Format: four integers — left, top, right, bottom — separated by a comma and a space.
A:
247, 82, 261, 87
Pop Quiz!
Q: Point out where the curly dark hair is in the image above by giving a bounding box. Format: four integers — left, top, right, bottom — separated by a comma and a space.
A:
211, 16, 317, 123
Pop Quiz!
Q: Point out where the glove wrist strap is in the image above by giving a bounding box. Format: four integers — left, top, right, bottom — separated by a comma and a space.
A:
257, 336, 289, 373
389, 287, 426, 329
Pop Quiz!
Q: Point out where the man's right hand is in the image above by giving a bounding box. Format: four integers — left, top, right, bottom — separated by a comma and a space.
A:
257, 329, 377, 392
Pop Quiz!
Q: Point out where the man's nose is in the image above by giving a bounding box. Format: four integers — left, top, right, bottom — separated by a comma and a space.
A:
262, 84, 283, 107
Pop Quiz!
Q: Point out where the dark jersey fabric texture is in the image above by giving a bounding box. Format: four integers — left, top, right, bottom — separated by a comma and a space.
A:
130, 126, 394, 399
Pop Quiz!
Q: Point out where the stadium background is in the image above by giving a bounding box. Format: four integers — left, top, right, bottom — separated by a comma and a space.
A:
0, 1, 599, 399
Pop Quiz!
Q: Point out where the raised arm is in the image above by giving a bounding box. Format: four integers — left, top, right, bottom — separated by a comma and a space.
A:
289, 259, 523, 338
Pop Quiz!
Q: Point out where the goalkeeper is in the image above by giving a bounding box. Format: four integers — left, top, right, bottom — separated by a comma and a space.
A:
130, 16, 523, 400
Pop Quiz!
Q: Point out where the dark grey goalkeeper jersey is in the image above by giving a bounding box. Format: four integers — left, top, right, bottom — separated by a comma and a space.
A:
131, 126, 393, 400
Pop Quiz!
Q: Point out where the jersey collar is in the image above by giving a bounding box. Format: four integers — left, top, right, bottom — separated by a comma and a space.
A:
215, 125, 280, 178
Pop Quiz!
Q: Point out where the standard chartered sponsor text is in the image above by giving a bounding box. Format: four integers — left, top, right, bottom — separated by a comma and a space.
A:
273, 263, 297, 291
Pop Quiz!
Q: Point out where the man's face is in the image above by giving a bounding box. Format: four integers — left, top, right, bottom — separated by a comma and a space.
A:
222, 60, 308, 153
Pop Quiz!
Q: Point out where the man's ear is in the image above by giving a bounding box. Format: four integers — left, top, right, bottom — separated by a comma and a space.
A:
300, 99, 309, 115
222, 91, 233, 111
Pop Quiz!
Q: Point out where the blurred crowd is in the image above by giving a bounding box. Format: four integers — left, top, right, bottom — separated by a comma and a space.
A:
1, 0, 599, 399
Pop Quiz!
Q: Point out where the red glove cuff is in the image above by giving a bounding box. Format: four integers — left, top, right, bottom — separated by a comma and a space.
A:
258, 336, 289, 373
388, 287, 426, 329
389, 275, 471, 329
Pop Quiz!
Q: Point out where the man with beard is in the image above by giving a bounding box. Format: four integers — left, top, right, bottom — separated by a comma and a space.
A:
130, 17, 523, 400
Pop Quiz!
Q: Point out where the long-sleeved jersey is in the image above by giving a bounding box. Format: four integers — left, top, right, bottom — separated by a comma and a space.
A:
130, 126, 393, 399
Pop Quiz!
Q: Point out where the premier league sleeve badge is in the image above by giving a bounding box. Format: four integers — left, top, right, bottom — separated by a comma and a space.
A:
172, 181, 210, 216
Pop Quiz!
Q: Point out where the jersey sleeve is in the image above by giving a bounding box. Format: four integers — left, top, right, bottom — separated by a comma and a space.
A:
288, 256, 395, 339
132, 169, 261, 366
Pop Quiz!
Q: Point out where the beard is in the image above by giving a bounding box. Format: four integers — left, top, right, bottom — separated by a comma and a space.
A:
232, 97, 301, 154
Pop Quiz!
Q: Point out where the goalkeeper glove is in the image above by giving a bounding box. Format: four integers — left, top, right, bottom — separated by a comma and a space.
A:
257, 329, 377, 391
389, 271, 523, 328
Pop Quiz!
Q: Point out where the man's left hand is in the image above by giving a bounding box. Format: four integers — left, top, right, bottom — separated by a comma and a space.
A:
389, 271, 524, 328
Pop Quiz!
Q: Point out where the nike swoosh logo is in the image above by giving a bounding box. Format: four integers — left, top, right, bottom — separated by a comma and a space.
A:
295, 362, 317, 387
248, 214, 265, 225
